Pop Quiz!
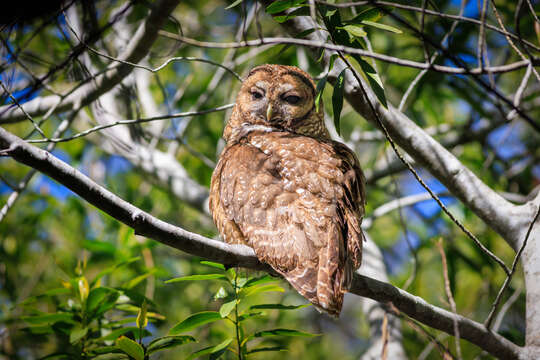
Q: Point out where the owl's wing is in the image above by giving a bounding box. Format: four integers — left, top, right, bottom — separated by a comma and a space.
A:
210, 131, 365, 316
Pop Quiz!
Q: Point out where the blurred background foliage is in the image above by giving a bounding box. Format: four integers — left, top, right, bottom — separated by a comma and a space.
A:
1, 0, 539, 358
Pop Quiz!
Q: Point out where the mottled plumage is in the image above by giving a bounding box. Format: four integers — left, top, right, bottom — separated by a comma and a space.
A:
210, 64, 365, 316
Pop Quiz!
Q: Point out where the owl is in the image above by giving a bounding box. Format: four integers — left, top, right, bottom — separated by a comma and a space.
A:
209, 64, 365, 316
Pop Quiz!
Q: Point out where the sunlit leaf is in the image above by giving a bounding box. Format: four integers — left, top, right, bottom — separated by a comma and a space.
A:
200, 261, 226, 270
165, 274, 227, 284
69, 325, 88, 344
136, 299, 148, 329
247, 346, 288, 354
147, 335, 196, 354
242, 274, 277, 288
274, 7, 310, 23
362, 20, 402, 34
98, 326, 141, 341
116, 336, 144, 360
186, 338, 233, 360
225, 0, 243, 10
238, 284, 285, 299
219, 300, 236, 318
249, 328, 320, 339
169, 311, 222, 334
353, 56, 388, 108
339, 24, 367, 38
123, 269, 157, 289
22, 312, 74, 325
213, 286, 228, 300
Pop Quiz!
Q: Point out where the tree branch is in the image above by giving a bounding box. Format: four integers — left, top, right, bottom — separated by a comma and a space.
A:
0, 125, 522, 360
0, 0, 180, 124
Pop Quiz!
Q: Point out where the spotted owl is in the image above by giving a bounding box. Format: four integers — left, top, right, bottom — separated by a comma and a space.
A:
209, 64, 365, 316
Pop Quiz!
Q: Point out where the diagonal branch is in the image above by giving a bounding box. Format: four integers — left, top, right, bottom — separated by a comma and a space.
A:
0, 0, 180, 124
0, 125, 522, 360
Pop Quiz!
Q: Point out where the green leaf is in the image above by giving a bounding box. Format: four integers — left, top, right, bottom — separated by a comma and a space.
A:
225, 0, 243, 10
219, 300, 236, 318
86, 287, 120, 318
136, 300, 148, 329
250, 303, 310, 311
78, 277, 89, 302
340, 24, 366, 38
186, 338, 233, 360
91, 354, 129, 360
266, 0, 306, 14
213, 286, 228, 300
354, 56, 388, 108
247, 346, 288, 354
83, 239, 116, 255
69, 325, 88, 344
238, 311, 264, 322
274, 7, 310, 23
332, 68, 347, 135
147, 335, 196, 354
98, 326, 141, 341
22, 312, 74, 325
123, 269, 157, 289
165, 274, 227, 284
200, 261, 225, 270
116, 336, 144, 360
238, 284, 284, 299
315, 76, 327, 112
350, 7, 385, 23
169, 311, 223, 334
250, 328, 320, 339
242, 274, 277, 288
361, 20, 402, 33
91, 257, 140, 287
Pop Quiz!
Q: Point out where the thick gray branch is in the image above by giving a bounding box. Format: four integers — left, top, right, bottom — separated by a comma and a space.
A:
0, 126, 522, 359
0, 0, 180, 123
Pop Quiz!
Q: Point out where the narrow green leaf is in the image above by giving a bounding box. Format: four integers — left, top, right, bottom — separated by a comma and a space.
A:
165, 274, 227, 284
22, 312, 74, 325
350, 7, 385, 23
243, 274, 277, 288
200, 261, 226, 270
136, 300, 148, 329
315, 76, 327, 112
147, 335, 196, 354
250, 328, 320, 339
266, 0, 306, 14
69, 325, 88, 344
98, 326, 141, 341
91, 257, 140, 287
250, 303, 310, 311
238, 311, 264, 322
361, 20, 402, 33
354, 56, 388, 108
225, 0, 243, 10
247, 346, 288, 354
219, 300, 237, 318
86, 287, 120, 318
186, 338, 233, 360
332, 68, 347, 135
340, 24, 366, 37
123, 269, 157, 289
169, 311, 222, 334
116, 336, 144, 360
91, 354, 129, 360
238, 284, 284, 299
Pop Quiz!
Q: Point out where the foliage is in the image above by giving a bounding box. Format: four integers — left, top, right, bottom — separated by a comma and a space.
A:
1, 0, 539, 359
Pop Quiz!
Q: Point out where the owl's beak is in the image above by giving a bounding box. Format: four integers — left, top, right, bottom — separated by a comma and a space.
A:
266, 104, 273, 121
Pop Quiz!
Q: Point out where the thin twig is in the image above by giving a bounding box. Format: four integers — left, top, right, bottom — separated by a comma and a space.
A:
27, 104, 234, 144
484, 205, 540, 329
436, 239, 463, 360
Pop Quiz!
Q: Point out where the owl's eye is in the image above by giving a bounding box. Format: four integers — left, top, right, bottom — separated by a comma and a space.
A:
284, 95, 301, 104
252, 91, 264, 100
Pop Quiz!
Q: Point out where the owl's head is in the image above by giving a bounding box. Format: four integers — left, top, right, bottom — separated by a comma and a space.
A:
224, 64, 329, 142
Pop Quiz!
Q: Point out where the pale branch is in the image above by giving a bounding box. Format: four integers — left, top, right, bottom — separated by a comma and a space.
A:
0, 0, 180, 124
0, 125, 522, 359
158, 33, 531, 76
282, 15, 527, 252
